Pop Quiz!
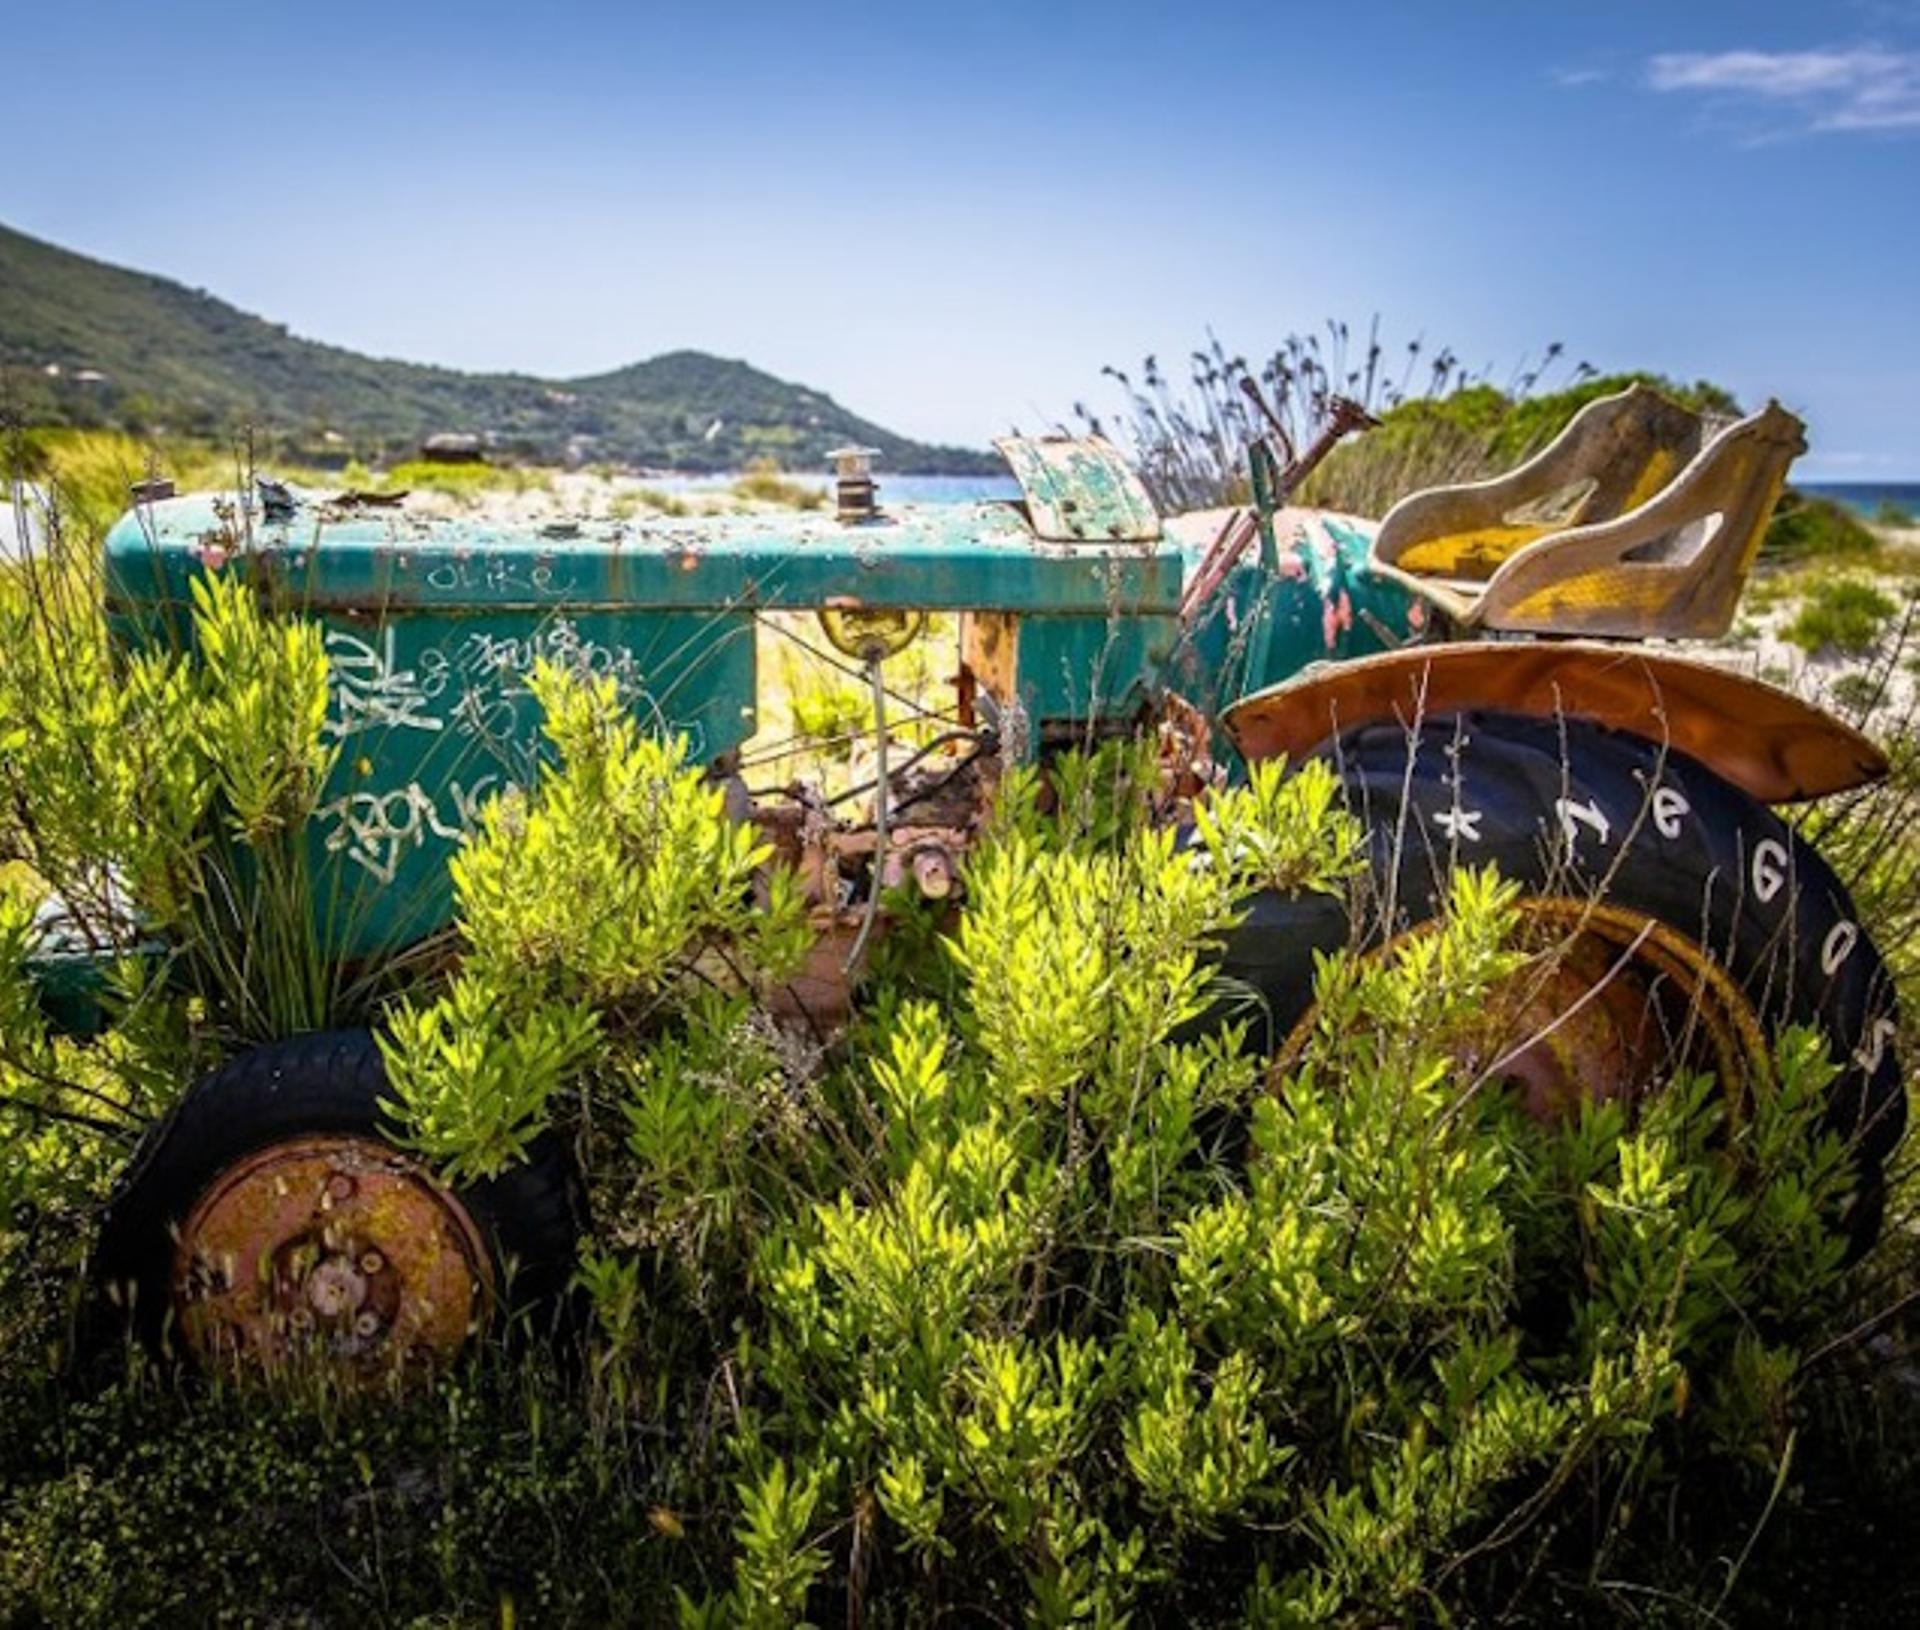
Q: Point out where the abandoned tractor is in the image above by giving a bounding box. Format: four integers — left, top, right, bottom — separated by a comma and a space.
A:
76, 383, 1907, 1373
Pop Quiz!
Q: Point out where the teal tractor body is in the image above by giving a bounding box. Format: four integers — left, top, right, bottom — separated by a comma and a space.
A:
102, 439, 1419, 966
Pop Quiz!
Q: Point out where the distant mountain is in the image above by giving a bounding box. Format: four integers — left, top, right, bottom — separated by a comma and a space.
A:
0, 222, 997, 473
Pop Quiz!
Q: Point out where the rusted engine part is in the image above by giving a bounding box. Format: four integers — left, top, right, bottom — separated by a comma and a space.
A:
755, 747, 991, 913
745, 684, 1218, 1027
749, 744, 988, 1026
1155, 690, 1224, 808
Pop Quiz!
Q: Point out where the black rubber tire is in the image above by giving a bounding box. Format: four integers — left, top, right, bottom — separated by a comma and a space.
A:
93, 1028, 582, 1359
1219, 710, 1907, 1237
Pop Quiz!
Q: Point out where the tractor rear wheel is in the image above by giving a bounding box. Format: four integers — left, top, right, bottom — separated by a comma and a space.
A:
1220, 710, 1906, 1244
94, 1029, 580, 1375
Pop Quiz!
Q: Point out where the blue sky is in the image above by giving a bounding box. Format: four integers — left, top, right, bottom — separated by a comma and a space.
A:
4, 0, 1917, 477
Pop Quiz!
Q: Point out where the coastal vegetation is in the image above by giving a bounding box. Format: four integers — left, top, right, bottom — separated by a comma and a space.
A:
0, 333, 1917, 1623
1786, 577, 1900, 656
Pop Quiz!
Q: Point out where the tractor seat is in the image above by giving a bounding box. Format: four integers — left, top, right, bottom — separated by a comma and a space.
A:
1369, 384, 1806, 641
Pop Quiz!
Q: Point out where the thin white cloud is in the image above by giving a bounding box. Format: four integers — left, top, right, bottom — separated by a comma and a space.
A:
1552, 66, 1611, 88
1647, 46, 1920, 131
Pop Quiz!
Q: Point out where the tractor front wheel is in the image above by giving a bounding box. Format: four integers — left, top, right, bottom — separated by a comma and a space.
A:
94, 1029, 580, 1375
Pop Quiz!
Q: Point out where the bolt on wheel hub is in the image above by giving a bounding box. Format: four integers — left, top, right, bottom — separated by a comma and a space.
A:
173, 1135, 491, 1375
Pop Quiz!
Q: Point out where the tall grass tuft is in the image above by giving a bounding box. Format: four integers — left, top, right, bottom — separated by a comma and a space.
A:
1079, 325, 1755, 520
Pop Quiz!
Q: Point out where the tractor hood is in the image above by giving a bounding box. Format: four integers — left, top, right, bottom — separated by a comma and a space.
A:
103, 490, 1180, 617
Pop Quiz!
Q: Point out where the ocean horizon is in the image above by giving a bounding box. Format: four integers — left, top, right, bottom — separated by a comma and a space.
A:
651, 471, 1919, 521
1800, 482, 1920, 522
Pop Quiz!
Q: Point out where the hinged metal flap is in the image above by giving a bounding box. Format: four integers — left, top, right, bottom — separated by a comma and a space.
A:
994, 435, 1161, 543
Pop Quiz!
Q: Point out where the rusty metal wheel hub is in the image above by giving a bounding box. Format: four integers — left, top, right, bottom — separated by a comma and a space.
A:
173, 1135, 491, 1374
1280, 896, 1771, 1121
1475, 899, 1770, 1119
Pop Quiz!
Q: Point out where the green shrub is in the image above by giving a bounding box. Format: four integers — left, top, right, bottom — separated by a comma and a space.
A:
1299, 373, 1741, 519
609, 484, 691, 519
733, 456, 826, 510
376, 458, 551, 502
0, 519, 341, 1053
1765, 490, 1883, 563
788, 678, 869, 749
1785, 578, 1899, 655
365, 727, 1864, 1624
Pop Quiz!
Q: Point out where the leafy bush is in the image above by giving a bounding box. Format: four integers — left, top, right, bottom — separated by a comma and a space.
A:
1766, 490, 1884, 563
365, 722, 1871, 1623
1, 551, 338, 1042
375, 458, 553, 503
1785, 578, 1900, 656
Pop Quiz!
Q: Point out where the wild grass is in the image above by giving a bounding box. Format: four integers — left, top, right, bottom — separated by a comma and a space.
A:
9, 427, 255, 536
607, 485, 690, 520
8, 428, 565, 531
1076, 323, 1738, 517
1785, 577, 1901, 656
732, 455, 826, 511
372, 458, 553, 503
1766, 490, 1884, 564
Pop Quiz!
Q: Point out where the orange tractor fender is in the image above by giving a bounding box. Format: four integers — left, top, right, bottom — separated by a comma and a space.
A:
1221, 640, 1885, 806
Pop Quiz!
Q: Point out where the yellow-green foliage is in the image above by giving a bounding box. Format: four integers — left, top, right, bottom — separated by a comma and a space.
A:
380, 973, 598, 1182
368, 743, 1851, 1625
10, 428, 242, 536
0, 722, 1881, 1625
0, 546, 347, 1239
0, 552, 337, 1042
733, 456, 826, 511
443, 662, 811, 1012
1785, 577, 1900, 655
374, 459, 553, 502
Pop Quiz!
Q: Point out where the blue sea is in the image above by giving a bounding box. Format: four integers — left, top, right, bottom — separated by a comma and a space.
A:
651, 471, 1022, 505
1799, 483, 1920, 522
655, 473, 1918, 520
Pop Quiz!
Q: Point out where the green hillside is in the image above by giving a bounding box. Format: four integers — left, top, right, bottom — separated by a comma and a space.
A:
0, 223, 995, 473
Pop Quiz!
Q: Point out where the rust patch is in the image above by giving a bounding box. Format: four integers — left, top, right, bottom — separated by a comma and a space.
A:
960, 612, 1019, 707
173, 1135, 490, 1378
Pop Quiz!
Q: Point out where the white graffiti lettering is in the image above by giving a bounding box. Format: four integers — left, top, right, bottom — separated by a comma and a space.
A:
1821, 920, 1859, 977
318, 776, 499, 885
325, 618, 653, 747
1751, 838, 1789, 904
325, 627, 443, 739
1652, 786, 1690, 839
1853, 1015, 1898, 1075
1433, 806, 1482, 843
1556, 797, 1611, 849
